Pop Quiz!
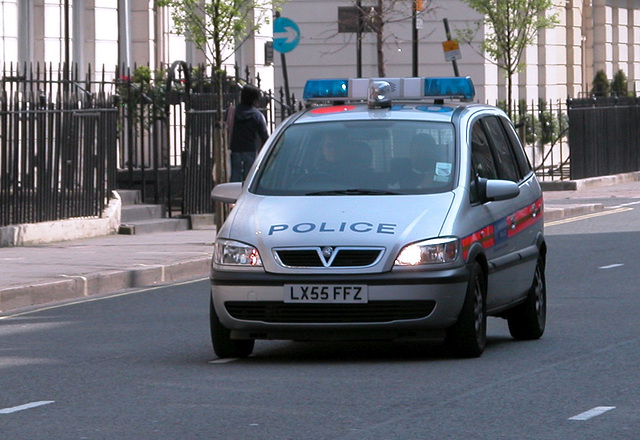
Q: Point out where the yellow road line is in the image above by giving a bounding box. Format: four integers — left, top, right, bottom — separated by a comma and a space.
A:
546, 207, 634, 226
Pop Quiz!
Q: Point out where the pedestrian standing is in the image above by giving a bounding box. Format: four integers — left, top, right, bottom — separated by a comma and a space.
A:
229, 84, 269, 182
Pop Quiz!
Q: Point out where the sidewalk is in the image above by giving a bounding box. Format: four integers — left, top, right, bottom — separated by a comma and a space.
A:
2, 172, 640, 314
0, 229, 216, 313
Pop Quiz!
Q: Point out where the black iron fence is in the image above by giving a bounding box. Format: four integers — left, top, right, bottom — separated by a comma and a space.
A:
1, 62, 295, 227
10, 62, 621, 229
567, 96, 640, 179
497, 99, 570, 182
114, 62, 295, 216
1, 63, 118, 227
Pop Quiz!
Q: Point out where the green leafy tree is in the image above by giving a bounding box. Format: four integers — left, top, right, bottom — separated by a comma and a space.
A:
611, 69, 628, 97
155, 0, 284, 227
156, 0, 283, 70
456, 0, 558, 114
517, 99, 538, 145
591, 70, 610, 97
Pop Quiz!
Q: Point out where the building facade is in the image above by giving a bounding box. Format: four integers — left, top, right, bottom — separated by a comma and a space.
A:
274, 0, 640, 105
2, 0, 639, 106
0, 0, 274, 90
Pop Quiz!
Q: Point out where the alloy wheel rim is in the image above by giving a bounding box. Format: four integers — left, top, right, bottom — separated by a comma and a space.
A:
474, 278, 485, 335
534, 267, 546, 321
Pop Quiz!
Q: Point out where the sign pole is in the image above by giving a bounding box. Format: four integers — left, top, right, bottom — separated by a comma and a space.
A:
281, 51, 292, 110
443, 18, 460, 77
412, 1, 418, 77
274, 13, 301, 111
357, 1, 362, 78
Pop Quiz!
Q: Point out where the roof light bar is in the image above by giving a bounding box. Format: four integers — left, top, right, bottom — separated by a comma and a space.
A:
424, 77, 475, 101
302, 79, 348, 101
303, 76, 476, 104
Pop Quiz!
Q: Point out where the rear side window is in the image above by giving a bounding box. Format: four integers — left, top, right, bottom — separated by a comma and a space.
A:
500, 118, 532, 176
482, 116, 520, 182
470, 122, 498, 179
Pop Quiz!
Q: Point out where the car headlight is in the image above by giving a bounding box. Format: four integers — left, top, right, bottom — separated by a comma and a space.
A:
214, 239, 263, 266
395, 237, 459, 266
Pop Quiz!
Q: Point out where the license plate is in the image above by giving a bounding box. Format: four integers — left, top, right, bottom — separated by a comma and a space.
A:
284, 285, 368, 303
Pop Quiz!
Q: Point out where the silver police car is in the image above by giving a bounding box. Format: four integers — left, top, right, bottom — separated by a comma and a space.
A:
210, 77, 546, 358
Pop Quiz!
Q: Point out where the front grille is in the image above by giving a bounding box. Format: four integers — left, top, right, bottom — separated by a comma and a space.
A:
277, 250, 323, 267
225, 301, 436, 323
332, 250, 380, 266
275, 248, 383, 268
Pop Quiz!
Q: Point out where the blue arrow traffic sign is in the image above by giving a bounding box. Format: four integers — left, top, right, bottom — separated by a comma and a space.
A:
273, 17, 300, 53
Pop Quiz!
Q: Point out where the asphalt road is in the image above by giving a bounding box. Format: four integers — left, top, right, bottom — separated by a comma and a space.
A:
2, 207, 640, 439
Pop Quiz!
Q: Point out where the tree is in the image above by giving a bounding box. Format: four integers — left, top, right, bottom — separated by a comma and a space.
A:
156, 0, 283, 228
591, 70, 610, 97
156, 0, 282, 70
456, 0, 558, 115
611, 69, 628, 97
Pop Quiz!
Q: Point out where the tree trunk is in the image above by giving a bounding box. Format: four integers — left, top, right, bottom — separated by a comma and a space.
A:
376, 0, 385, 77
507, 72, 513, 118
213, 71, 230, 232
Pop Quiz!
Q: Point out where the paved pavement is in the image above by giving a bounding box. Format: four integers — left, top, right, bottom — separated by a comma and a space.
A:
2, 173, 640, 315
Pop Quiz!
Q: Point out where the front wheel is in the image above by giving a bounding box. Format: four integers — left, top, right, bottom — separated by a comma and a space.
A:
507, 257, 546, 340
210, 298, 254, 358
446, 262, 487, 358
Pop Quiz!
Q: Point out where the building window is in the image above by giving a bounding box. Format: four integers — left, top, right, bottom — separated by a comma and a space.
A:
44, 0, 73, 66
0, 0, 18, 64
162, 6, 186, 64
94, 0, 118, 78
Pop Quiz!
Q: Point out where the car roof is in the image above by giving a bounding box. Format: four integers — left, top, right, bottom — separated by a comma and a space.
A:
294, 77, 505, 125
292, 102, 483, 124
292, 101, 510, 127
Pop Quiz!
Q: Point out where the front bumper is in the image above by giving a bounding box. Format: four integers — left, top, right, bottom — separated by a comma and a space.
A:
210, 266, 470, 340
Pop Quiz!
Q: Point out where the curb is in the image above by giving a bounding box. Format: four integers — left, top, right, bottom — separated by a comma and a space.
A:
540, 171, 640, 191
1, 171, 634, 314
0, 204, 594, 314
544, 203, 604, 222
0, 256, 211, 313
0, 192, 121, 247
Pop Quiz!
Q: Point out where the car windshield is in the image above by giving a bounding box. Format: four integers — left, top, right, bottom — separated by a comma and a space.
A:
252, 120, 456, 196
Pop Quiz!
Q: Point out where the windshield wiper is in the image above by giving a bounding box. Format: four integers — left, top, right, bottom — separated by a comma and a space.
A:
305, 189, 401, 196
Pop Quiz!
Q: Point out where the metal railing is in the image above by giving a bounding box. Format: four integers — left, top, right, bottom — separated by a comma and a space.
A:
5, 61, 598, 229
497, 99, 570, 182
1, 62, 296, 227
1, 63, 118, 227
567, 96, 640, 179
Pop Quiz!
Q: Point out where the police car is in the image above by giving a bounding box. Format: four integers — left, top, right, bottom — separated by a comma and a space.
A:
210, 76, 546, 358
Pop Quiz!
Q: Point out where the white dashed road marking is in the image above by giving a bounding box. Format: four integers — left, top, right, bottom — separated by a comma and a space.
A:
208, 358, 239, 364
599, 263, 624, 269
569, 406, 616, 421
0, 401, 55, 414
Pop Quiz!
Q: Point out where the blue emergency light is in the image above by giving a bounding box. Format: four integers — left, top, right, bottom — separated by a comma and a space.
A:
302, 79, 348, 101
423, 77, 475, 101
303, 76, 476, 104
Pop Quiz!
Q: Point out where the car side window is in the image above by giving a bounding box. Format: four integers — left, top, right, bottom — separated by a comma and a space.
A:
482, 116, 521, 182
500, 117, 532, 176
470, 121, 498, 180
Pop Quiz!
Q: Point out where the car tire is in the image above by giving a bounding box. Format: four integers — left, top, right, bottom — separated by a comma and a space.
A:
210, 298, 254, 358
507, 256, 546, 340
446, 262, 487, 358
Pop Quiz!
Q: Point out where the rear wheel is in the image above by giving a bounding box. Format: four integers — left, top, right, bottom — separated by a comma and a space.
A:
507, 257, 546, 340
210, 298, 254, 358
446, 262, 487, 358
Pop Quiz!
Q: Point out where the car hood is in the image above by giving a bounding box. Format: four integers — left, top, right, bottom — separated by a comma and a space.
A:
221, 193, 456, 252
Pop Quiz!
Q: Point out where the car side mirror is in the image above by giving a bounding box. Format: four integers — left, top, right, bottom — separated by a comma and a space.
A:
210, 182, 243, 203
477, 177, 520, 202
